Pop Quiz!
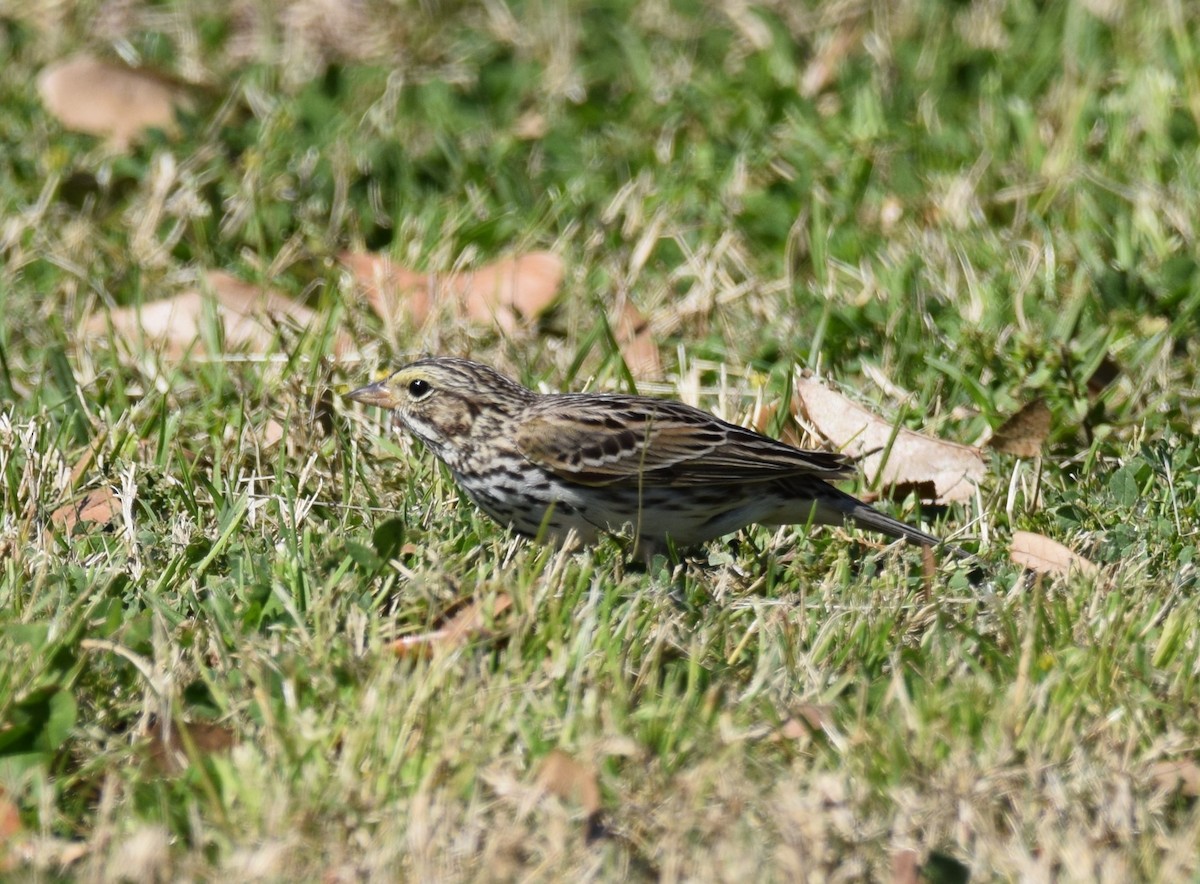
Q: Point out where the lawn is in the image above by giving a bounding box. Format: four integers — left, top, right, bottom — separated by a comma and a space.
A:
2, 0, 1198, 879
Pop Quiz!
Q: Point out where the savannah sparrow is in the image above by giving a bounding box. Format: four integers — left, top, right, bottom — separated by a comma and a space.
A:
348, 357, 950, 556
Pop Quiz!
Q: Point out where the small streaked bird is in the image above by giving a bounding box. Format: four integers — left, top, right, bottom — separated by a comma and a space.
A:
348, 357, 950, 557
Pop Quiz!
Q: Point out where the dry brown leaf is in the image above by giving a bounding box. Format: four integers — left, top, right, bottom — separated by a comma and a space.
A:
391, 593, 513, 658
50, 487, 120, 534
342, 250, 562, 334
0, 791, 19, 874
988, 399, 1052, 458
0, 790, 21, 843
339, 251, 431, 324
258, 419, 286, 448
37, 54, 191, 148
750, 399, 805, 447
145, 717, 238, 775
1148, 759, 1200, 797
795, 377, 985, 503
613, 301, 663, 380
1010, 530, 1099, 578
536, 749, 609, 843
459, 252, 562, 330
85, 271, 352, 358
537, 749, 602, 815
890, 848, 921, 884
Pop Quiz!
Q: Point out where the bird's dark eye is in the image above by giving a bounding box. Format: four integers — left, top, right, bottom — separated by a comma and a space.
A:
408, 378, 432, 398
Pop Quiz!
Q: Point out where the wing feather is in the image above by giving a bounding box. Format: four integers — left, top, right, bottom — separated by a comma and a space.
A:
515, 394, 853, 487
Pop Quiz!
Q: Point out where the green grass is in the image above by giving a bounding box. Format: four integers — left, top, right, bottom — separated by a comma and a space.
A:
3, 0, 1200, 879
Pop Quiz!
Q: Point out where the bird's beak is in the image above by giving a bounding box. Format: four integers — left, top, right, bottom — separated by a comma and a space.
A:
346, 381, 400, 410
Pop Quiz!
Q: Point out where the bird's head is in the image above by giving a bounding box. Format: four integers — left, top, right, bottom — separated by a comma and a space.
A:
347, 357, 532, 455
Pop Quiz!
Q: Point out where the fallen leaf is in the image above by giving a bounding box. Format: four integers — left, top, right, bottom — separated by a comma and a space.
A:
391, 593, 513, 658
0, 793, 18, 874
257, 419, 286, 448
37, 54, 191, 148
988, 399, 1052, 457
890, 848, 921, 884
537, 748, 608, 841
750, 399, 806, 448
459, 252, 562, 330
50, 487, 120, 534
536, 749, 602, 815
339, 251, 431, 324
342, 250, 562, 334
1010, 530, 1099, 578
0, 790, 21, 843
613, 300, 663, 380
1148, 759, 1200, 797
84, 270, 353, 358
795, 377, 985, 503
145, 716, 238, 775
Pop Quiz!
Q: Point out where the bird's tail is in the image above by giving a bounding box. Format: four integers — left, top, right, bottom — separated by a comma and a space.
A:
806, 483, 969, 557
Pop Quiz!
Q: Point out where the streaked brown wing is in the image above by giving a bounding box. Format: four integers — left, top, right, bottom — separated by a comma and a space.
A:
515, 394, 853, 487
